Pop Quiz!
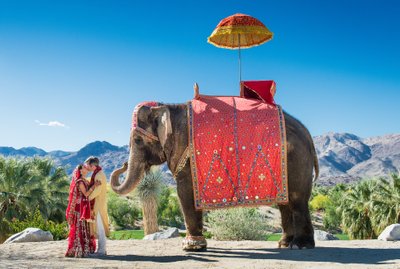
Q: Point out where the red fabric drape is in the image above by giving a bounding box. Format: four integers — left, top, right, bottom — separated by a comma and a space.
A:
240, 80, 276, 105
188, 96, 288, 210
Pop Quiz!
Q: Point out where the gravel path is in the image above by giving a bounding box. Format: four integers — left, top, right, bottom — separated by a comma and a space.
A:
0, 238, 399, 269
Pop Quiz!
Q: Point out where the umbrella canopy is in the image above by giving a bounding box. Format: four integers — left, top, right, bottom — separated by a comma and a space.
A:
208, 13, 273, 49
207, 14, 273, 84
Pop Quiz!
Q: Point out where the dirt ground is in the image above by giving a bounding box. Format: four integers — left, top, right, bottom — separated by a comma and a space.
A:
1, 238, 399, 269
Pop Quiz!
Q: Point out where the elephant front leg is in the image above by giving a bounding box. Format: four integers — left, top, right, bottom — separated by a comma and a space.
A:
176, 174, 207, 251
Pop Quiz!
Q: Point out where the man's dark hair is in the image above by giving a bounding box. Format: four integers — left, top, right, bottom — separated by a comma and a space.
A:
85, 156, 100, 166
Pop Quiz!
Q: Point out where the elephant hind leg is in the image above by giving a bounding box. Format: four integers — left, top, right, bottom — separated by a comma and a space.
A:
279, 201, 315, 249
290, 199, 315, 249
278, 204, 294, 248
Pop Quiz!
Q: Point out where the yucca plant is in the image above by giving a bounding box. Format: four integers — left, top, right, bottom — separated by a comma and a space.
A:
135, 166, 164, 235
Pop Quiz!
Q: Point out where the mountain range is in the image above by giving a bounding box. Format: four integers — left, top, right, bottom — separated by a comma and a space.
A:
1, 132, 399, 186
313, 132, 400, 185
0, 141, 128, 177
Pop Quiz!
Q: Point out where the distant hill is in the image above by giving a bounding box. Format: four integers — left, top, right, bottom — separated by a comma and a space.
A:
0, 141, 129, 180
1, 133, 399, 186
0, 146, 47, 157
313, 132, 400, 185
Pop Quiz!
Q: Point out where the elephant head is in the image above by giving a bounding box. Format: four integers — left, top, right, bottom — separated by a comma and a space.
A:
110, 104, 188, 195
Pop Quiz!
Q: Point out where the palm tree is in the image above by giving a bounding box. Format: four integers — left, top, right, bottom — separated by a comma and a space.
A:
30, 158, 70, 222
0, 157, 70, 242
0, 158, 44, 221
0, 157, 44, 242
135, 166, 163, 235
323, 183, 348, 232
370, 174, 400, 234
340, 180, 378, 239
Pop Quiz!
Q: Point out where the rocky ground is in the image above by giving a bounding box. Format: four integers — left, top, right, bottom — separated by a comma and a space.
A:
0, 238, 399, 269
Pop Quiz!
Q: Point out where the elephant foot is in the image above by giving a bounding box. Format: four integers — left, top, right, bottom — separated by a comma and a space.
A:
182, 235, 207, 252
289, 235, 315, 250
278, 234, 294, 248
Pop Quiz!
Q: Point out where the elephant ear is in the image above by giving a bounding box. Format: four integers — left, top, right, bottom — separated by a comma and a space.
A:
150, 106, 172, 148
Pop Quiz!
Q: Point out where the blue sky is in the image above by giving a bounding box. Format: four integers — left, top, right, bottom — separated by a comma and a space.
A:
0, 0, 399, 151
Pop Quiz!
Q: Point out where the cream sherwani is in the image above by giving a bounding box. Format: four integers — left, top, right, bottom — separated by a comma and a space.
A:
89, 170, 110, 237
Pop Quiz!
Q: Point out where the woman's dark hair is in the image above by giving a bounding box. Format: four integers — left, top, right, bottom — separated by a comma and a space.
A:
73, 164, 84, 180
85, 156, 99, 166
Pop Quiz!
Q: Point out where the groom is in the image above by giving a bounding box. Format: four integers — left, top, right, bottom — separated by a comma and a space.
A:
85, 156, 110, 255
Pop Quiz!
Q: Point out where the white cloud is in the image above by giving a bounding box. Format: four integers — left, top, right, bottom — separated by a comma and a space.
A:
35, 120, 69, 129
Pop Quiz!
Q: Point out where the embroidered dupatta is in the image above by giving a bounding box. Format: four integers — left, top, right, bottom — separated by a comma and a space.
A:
66, 168, 92, 223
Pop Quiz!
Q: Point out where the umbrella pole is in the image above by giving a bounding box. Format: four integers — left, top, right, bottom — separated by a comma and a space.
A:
238, 34, 242, 85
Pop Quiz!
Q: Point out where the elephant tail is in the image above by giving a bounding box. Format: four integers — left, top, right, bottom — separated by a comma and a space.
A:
312, 141, 319, 182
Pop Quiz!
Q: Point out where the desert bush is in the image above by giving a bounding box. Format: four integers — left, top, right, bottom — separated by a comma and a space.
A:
107, 190, 141, 229
207, 207, 269, 241
0, 219, 12, 243
157, 186, 184, 228
8, 208, 68, 240
310, 194, 330, 211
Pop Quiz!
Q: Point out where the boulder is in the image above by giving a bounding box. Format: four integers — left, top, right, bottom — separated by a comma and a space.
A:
314, 230, 339, 241
378, 224, 400, 241
143, 228, 180, 240
4, 228, 53, 243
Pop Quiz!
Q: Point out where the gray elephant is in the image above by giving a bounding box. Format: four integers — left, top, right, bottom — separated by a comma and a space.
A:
111, 102, 318, 251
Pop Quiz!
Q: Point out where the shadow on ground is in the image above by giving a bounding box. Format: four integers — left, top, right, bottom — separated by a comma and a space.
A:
98, 246, 399, 265
99, 254, 214, 263
198, 247, 399, 265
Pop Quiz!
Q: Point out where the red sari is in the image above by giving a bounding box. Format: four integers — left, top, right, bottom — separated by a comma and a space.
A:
65, 169, 96, 257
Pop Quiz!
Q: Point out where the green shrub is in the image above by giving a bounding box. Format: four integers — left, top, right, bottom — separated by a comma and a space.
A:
0, 219, 12, 243
207, 207, 270, 241
310, 194, 330, 211
9, 208, 68, 240
202, 231, 212, 239
107, 191, 141, 229
157, 186, 184, 228
322, 185, 347, 232
323, 201, 342, 232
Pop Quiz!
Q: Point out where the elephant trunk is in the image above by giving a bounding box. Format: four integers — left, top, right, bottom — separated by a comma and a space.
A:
110, 148, 145, 195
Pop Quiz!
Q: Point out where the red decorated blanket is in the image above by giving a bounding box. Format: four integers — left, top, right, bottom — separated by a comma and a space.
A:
188, 96, 288, 210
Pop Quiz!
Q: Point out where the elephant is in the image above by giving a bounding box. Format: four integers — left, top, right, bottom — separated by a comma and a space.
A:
111, 102, 319, 251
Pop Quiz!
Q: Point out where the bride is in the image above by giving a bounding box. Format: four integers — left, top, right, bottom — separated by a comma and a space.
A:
65, 164, 101, 257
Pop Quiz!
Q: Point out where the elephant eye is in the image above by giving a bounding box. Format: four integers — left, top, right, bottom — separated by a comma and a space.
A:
134, 137, 143, 145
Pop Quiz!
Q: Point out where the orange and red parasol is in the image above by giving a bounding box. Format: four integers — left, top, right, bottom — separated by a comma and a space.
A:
208, 13, 273, 83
